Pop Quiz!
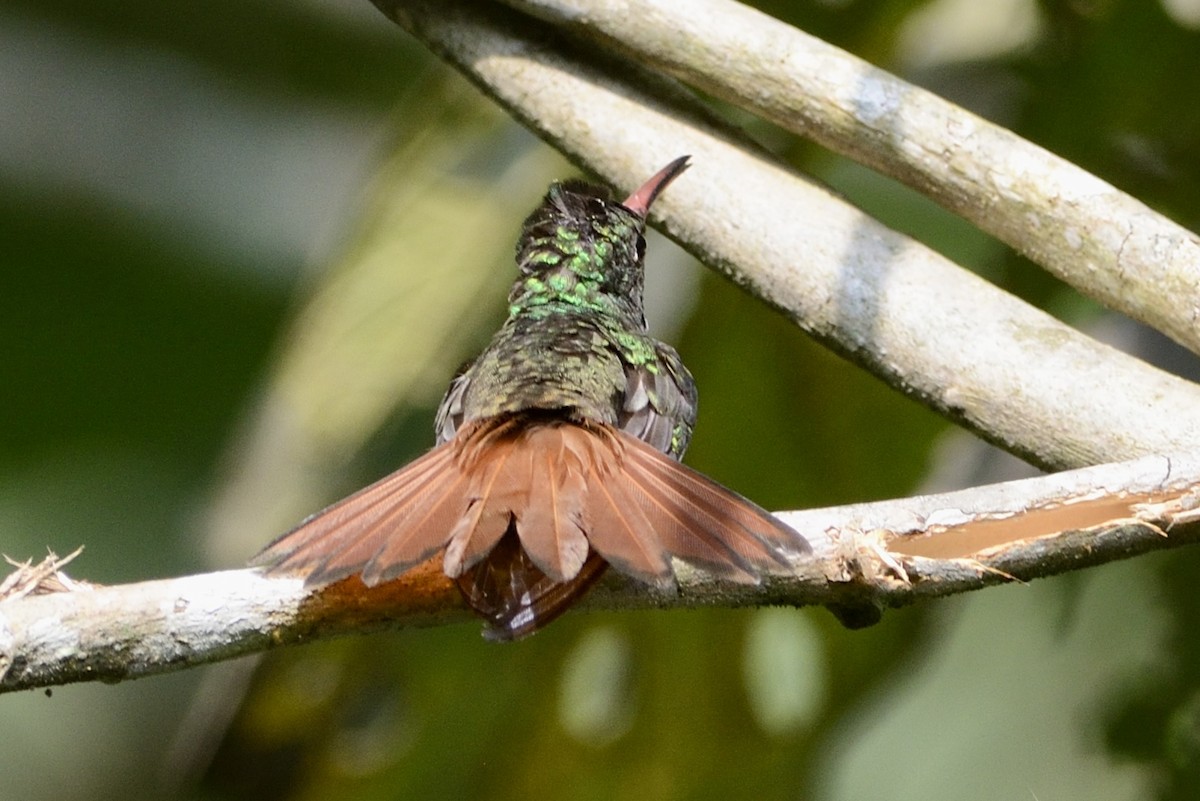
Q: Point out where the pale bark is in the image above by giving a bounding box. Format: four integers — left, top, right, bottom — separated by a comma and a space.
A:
502, 0, 1200, 356
370, 0, 1200, 471
4, 453, 1199, 694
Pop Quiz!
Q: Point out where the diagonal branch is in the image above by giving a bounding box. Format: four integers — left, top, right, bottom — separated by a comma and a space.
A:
502, 0, 1200, 356
371, 0, 1200, 471
3, 453, 1200, 694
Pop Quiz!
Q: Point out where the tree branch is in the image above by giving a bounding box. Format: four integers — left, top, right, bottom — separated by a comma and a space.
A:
370, 0, 1200, 471
502, 0, 1200, 357
10, 0, 1197, 702
4, 453, 1200, 694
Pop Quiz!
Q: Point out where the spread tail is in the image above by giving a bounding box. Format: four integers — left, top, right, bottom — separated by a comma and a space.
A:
252, 416, 809, 639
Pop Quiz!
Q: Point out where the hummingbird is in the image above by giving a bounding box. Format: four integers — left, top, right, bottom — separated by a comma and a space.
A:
253, 156, 810, 641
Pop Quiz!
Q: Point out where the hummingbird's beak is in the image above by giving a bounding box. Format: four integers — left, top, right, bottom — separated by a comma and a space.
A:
621, 155, 691, 217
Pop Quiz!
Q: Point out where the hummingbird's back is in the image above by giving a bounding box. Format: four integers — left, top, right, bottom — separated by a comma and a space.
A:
455, 309, 634, 426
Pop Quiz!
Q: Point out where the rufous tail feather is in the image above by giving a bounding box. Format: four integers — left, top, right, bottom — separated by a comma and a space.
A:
253, 414, 808, 639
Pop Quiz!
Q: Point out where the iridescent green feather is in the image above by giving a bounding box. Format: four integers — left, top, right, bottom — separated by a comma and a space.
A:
440, 176, 697, 459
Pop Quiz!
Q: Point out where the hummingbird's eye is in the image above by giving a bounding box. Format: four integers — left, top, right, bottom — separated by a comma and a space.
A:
587, 197, 606, 215
635, 234, 647, 260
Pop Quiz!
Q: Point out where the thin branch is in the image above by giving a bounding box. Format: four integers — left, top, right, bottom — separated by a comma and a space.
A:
371, 0, 1200, 472
4, 453, 1200, 694
0, 547, 89, 600
503, 0, 1200, 357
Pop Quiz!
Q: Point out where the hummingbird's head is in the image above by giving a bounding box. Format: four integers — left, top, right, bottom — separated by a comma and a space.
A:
509, 157, 690, 323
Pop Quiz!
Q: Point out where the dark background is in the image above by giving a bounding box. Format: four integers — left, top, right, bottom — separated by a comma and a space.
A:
3, 1, 1200, 798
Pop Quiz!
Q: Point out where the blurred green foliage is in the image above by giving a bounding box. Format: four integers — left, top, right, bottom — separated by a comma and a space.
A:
2, 1, 1200, 799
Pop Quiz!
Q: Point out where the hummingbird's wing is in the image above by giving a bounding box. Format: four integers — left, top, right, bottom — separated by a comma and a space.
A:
434, 369, 471, 445
619, 341, 697, 458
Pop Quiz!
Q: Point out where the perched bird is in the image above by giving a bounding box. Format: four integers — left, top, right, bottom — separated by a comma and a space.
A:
253, 156, 810, 640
